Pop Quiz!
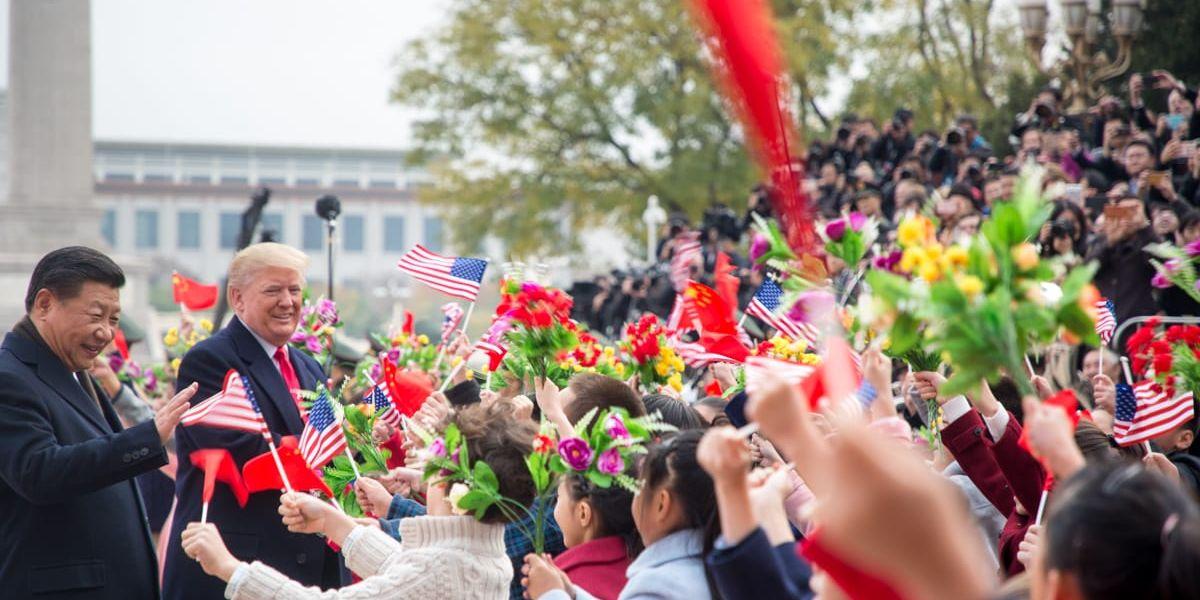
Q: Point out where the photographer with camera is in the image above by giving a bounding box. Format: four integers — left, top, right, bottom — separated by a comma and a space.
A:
870, 108, 915, 177
1011, 86, 1070, 139
928, 125, 970, 187
815, 160, 851, 219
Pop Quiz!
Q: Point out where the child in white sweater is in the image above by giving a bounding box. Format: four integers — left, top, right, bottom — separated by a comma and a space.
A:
180, 403, 538, 600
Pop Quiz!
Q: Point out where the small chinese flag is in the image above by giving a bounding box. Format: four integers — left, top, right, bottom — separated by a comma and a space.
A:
242, 436, 334, 497
191, 448, 249, 508
172, 271, 219, 311
383, 359, 433, 416
685, 281, 739, 334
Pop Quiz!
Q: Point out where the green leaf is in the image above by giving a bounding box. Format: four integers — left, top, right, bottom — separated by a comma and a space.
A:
473, 461, 500, 493
585, 471, 613, 488
457, 489, 494, 512
888, 312, 921, 355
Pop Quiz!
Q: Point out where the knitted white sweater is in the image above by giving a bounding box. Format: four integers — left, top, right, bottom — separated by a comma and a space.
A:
225, 516, 511, 600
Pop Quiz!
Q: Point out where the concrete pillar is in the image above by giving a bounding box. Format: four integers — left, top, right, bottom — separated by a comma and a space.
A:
1, 0, 102, 249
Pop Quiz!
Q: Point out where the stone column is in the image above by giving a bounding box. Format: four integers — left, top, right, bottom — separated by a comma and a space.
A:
0, 0, 104, 325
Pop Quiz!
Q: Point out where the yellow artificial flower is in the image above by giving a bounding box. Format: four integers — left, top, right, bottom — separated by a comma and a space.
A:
897, 216, 929, 248
672, 357, 685, 372
615, 362, 626, 375
198, 319, 214, 333
900, 247, 927, 272
416, 334, 430, 345
944, 245, 969, 268
171, 358, 182, 372
188, 331, 199, 345
919, 262, 942, 283
1012, 243, 1039, 271
667, 373, 683, 392
452, 355, 463, 367
573, 364, 584, 372
559, 361, 571, 371
163, 331, 179, 347
360, 403, 375, 417
925, 243, 944, 262
603, 346, 615, 357
956, 275, 984, 297
655, 362, 670, 377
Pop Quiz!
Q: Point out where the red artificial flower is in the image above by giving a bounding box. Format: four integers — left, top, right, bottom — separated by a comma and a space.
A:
533, 434, 555, 454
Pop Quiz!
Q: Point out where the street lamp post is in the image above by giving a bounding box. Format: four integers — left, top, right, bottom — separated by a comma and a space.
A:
641, 195, 667, 265
1017, 0, 1144, 113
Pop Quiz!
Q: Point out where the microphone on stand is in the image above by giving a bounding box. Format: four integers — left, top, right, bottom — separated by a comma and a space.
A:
315, 195, 341, 303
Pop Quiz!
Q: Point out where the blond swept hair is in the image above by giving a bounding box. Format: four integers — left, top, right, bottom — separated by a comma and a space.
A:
228, 243, 309, 291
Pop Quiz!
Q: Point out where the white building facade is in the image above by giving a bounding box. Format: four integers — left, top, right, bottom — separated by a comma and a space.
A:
94, 140, 443, 289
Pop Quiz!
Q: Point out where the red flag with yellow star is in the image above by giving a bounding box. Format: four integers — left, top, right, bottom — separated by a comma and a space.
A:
172, 271, 219, 311
684, 281, 738, 334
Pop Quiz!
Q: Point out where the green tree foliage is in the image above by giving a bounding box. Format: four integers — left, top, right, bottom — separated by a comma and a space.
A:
1129, 0, 1200, 86
843, 0, 1032, 137
392, 0, 858, 254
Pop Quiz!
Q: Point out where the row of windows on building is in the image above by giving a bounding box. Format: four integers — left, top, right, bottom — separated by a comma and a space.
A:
100, 173, 411, 190
103, 209, 444, 254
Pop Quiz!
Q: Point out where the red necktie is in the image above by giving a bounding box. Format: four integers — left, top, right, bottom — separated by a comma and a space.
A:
273, 347, 307, 421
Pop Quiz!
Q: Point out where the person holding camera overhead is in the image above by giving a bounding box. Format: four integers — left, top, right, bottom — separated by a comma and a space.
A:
870, 108, 915, 177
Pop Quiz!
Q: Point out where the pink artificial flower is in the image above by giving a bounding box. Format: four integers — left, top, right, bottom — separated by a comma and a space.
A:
604, 413, 630, 441
749, 234, 769, 270
825, 219, 847, 242
1152, 272, 1172, 289
429, 438, 447, 458
597, 448, 625, 475
305, 336, 323, 354
558, 437, 594, 471
1164, 258, 1183, 274
1186, 239, 1200, 257
787, 290, 836, 324
848, 212, 867, 232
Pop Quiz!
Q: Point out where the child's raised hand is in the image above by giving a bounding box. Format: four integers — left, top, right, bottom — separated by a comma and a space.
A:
697, 426, 752, 484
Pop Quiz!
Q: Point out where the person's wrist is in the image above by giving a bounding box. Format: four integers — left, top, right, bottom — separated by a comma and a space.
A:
216, 557, 242, 582
324, 510, 358, 545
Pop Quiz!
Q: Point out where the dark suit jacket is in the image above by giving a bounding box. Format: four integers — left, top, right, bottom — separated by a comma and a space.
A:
162, 317, 343, 600
0, 330, 165, 599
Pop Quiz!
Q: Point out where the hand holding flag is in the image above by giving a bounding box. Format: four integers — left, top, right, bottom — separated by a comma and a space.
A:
190, 449, 248, 523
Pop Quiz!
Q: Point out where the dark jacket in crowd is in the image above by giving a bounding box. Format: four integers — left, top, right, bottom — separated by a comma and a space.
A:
870, 132, 914, 176
1169, 450, 1200, 501
1087, 226, 1160, 346
708, 528, 813, 600
162, 316, 344, 600
0, 319, 165, 599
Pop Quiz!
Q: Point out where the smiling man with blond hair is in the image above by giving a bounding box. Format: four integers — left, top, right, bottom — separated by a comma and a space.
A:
163, 242, 345, 599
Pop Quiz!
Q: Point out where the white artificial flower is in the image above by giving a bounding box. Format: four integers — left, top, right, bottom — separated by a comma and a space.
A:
447, 482, 471, 516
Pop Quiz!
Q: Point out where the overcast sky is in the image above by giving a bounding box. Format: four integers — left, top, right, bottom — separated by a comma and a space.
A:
1, 0, 445, 149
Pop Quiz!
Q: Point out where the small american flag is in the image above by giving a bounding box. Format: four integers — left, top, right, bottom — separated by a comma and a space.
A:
298, 389, 348, 470
364, 380, 401, 429
672, 336, 738, 369
666, 293, 686, 333
746, 279, 819, 345
744, 355, 815, 395
669, 235, 702, 292
181, 370, 269, 436
440, 302, 465, 344
397, 244, 488, 301
1113, 381, 1195, 447
1095, 298, 1117, 345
